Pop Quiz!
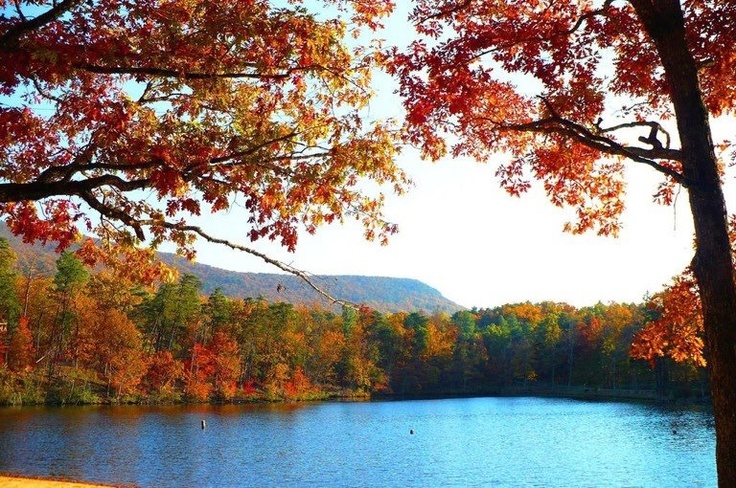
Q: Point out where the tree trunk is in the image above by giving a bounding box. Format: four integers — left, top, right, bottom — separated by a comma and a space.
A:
689, 167, 736, 488
631, 2, 736, 485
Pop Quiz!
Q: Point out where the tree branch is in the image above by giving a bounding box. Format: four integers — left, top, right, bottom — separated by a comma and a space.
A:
156, 222, 356, 309
0, 0, 83, 50
74, 63, 321, 81
598, 120, 672, 150
79, 189, 146, 241
450, 0, 614, 64
0, 174, 150, 202
490, 115, 688, 185
416, 0, 471, 25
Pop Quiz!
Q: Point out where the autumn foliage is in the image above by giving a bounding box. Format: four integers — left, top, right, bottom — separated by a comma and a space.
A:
631, 272, 705, 368
0, 245, 708, 406
0, 0, 405, 281
7, 315, 34, 372
390, 4, 736, 483
389, 1, 736, 237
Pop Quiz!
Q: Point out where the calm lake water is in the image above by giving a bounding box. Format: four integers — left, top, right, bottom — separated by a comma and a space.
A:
0, 397, 716, 487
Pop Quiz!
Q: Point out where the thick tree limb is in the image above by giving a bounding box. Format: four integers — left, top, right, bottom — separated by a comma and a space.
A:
0, 0, 83, 50
74, 63, 321, 81
0, 174, 149, 202
488, 115, 688, 185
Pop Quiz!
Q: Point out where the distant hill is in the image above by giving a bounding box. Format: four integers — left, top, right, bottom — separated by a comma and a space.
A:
0, 225, 464, 314
161, 254, 462, 313
0, 225, 60, 277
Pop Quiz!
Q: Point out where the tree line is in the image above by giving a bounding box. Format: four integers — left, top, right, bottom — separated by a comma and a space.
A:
0, 240, 705, 405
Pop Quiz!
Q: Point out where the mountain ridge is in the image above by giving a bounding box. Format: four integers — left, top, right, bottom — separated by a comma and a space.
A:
160, 253, 464, 313
0, 225, 464, 313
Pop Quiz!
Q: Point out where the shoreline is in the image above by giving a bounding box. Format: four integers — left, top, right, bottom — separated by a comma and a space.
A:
0, 385, 712, 409
0, 475, 128, 487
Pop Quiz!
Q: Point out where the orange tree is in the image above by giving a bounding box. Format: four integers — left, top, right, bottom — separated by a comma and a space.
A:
632, 214, 736, 371
0, 0, 406, 291
389, 1, 736, 484
631, 270, 705, 367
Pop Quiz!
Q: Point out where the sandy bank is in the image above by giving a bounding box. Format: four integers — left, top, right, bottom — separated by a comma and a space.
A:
0, 475, 124, 487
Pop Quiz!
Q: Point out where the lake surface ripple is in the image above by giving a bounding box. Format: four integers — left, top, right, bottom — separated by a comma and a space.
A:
0, 397, 716, 487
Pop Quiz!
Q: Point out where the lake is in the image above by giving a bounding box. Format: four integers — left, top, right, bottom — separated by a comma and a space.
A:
0, 397, 716, 487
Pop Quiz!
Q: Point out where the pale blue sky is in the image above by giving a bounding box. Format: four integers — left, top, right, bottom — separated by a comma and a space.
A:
183, 3, 731, 309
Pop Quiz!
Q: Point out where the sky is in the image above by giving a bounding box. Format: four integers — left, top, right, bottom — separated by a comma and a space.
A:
188, 148, 704, 309
180, 3, 736, 310
6, 2, 733, 310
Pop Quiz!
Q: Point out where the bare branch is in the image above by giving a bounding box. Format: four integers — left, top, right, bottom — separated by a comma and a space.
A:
158, 222, 356, 309
415, 0, 471, 25
566, 0, 614, 37
599, 120, 672, 149
79, 189, 146, 241
30, 76, 64, 104
209, 131, 301, 165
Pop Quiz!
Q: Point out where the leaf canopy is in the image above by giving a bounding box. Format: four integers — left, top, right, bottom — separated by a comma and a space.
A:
0, 0, 405, 281
389, 0, 736, 236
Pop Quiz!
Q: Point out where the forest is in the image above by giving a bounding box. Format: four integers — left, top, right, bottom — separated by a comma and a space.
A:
0, 238, 706, 406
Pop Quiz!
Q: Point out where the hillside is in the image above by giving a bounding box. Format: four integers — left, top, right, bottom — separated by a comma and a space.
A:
0, 225, 463, 313
161, 254, 462, 312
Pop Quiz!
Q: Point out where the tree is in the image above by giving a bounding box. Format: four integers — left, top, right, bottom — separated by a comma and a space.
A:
367, 310, 403, 391
632, 214, 736, 369
0, 237, 20, 365
0, 0, 406, 298
451, 310, 478, 390
202, 287, 233, 343
631, 271, 705, 368
390, 2, 736, 483
0, 238, 20, 335
209, 331, 241, 400
47, 251, 88, 374
72, 289, 146, 398
185, 342, 215, 401
7, 315, 34, 372
300, 308, 344, 388
143, 350, 184, 400
535, 304, 566, 385
137, 273, 202, 354
336, 306, 381, 393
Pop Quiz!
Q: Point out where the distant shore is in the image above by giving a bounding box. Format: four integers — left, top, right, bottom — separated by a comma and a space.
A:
373, 385, 712, 406
0, 475, 126, 487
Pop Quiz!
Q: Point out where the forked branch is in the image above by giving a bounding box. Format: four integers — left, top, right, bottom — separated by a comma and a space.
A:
490, 113, 688, 186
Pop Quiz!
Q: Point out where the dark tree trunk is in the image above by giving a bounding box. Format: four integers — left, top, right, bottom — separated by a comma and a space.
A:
631, 1, 736, 485
688, 162, 736, 488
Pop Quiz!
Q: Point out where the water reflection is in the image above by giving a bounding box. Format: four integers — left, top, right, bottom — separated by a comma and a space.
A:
0, 398, 716, 487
